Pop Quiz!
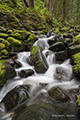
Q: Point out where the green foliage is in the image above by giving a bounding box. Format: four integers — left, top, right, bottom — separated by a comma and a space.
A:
0, 43, 5, 52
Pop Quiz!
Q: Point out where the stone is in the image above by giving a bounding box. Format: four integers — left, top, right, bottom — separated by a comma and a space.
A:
5, 63, 16, 80
55, 50, 68, 62
18, 69, 34, 78
48, 86, 70, 102
31, 46, 48, 73
14, 60, 22, 68
3, 85, 29, 111
49, 42, 66, 52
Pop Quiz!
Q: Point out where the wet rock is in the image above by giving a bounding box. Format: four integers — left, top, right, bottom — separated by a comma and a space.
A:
19, 42, 30, 52
31, 46, 48, 73
68, 45, 80, 57
64, 38, 73, 47
5, 63, 16, 80
26, 56, 33, 66
47, 30, 54, 37
48, 38, 56, 46
9, 52, 17, 58
54, 66, 72, 81
7, 59, 14, 67
14, 60, 22, 68
16, 103, 77, 120
63, 34, 73, 39
55, 50, 68, 62
48, 86, 70, 102
0, 39, 2, 43
3, 85, 29, 111
18, 69, 34, 78
49, 42, 66, 52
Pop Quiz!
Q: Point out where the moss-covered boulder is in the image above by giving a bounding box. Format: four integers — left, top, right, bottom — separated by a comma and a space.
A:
16, 103, 77, 120
0, 60, 6, 84
68, 45, 80, 57
1, 37, 11, 51
73, 34, 80, 45
0, 60, 16, 85
49, 42, 66, 52
0, 33, 8, 39
12, 30, 31, 40
61, 27, 69, 32
27, 34, 37, 49
31, 46, 48, 73
77, 86, 80, 114
7, 37, 21, 52
0, 43, 5, 51
71, 52, 80, 78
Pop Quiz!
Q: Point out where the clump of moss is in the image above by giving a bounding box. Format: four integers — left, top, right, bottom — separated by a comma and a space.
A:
0, 43, 5, 51
54, 28, 61, 35
72, 52, 80, 73
27, 34, 37, 49
0, 60, 6, 84
0, 33, 8, 38
7, 37, 21, 51
69, 29, 75, 33
31, 46, 40, 55
13, 30, 31, 40
7, 37, 21, 46
7, 29, 13, 34
61, 27, 68, 32
73, 34, 80, 45
0, 37, 11, 51
1, 49, 8, 55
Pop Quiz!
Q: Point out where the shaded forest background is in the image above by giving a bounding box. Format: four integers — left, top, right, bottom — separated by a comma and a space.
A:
0, 0, 80, 27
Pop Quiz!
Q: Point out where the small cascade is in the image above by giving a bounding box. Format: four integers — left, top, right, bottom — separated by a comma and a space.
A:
0, 34, 80, 120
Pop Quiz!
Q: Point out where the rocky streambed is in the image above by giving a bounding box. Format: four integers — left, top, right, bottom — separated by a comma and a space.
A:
0, 26, 80, 120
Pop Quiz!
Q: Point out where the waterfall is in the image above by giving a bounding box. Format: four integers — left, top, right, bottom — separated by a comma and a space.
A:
0, 35, 80, 120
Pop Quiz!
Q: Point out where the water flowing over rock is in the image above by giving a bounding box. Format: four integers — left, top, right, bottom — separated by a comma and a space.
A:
31, 46, 48, 73
54, 66, 72, 81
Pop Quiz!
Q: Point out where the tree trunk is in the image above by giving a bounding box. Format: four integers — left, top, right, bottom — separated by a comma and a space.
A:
28, 0, 34, 7
62, 0, 66, 23
23, 0, 29, 7
48, 0, 52, 12
53, 0, 57, 18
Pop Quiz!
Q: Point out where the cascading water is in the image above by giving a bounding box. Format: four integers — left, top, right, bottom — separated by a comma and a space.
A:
0, 35, 80, 120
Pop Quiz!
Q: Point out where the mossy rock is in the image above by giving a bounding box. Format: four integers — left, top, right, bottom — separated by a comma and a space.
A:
27, 34, 37, 49
7, 29, 13, 34
1, 49, 8, 55
12, 30, 31, 40
0, 60, 6, 84
77, 86, 80, 114
61, 27, 68, 32
0, 37, 11, 51
7, 37, 21, 51
73, 34, 80, 45
54, 28, 61, 35
0, 43, 5, 52
0, 33, 8, 39
72, 52, 80, 77
69, 29, 75, 33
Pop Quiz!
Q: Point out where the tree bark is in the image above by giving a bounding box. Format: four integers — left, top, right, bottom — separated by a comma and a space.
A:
62, 0, 66, 23
48, 0, 52, 12
53, 0, 57, 18
23, 0, 29, 7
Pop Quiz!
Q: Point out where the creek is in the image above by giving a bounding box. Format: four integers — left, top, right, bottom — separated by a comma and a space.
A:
0, 35, 80, 120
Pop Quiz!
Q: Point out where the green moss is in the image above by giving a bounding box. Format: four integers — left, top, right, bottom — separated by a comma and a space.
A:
12, 33, 21, 39
27, 34, 37, 49
0, 33, 8, 38
7, 37, 21, 46
36, 60, 43, 66
0, 43, 5, 51
0, 37, 11, 51
31, 46, 39, 55
61, 27, 68, 32
0, 60, 6, 84
69, 29, 74, 33
54, 28, 61, 35
1, 49, 8, 55
72, 52, 80, 73
73, 34, 80, 44
7, 29, 13, 34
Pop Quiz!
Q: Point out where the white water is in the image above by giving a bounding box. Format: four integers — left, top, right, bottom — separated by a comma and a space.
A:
0, 35, 80, 119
